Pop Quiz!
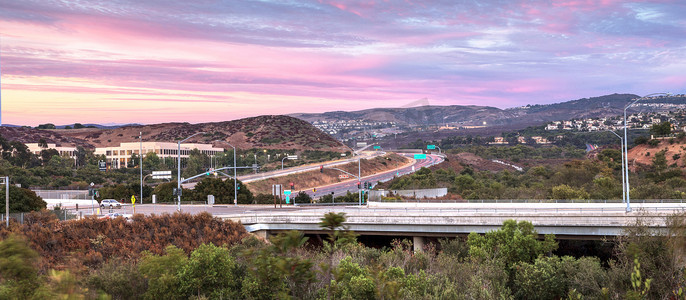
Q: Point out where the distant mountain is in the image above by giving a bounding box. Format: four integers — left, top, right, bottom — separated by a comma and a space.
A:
290, 94, 682, 128
0, 115, 346, 152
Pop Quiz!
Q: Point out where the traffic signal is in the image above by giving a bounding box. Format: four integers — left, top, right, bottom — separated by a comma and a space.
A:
320, 165, 323, 173
357, 181, 361, 189
236, 182, 241, 190
290, 182, 295, 190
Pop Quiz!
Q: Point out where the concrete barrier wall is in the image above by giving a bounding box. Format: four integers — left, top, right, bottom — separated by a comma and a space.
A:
369, 188, 448, 201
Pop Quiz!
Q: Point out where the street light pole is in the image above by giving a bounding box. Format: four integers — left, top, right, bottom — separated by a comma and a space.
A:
607, 130, 625, 203
139, 132, 143, 206
623, 92, 670, 213
350, 147, 362, 205
177, 132, 205, 212
225, 142, 238, 206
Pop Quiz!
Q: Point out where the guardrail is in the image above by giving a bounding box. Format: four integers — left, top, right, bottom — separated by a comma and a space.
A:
377, 199, 686, 204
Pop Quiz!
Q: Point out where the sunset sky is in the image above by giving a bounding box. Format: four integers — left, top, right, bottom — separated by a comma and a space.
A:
1, 0, 685, 126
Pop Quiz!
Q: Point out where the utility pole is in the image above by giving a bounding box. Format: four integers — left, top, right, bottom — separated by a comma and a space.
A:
3, 177, 8, 227
139, 132, 143, 206
177, 132, 205, 212
225, 143, 238, 206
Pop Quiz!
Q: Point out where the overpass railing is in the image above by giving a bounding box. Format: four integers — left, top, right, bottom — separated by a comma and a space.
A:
377, 199, 686, 204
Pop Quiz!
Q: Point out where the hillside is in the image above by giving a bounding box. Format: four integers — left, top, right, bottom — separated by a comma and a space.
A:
291, 105, 514, 126
628, 138, 686, 171
0, 115, 347, 151
291, 94, 686, 128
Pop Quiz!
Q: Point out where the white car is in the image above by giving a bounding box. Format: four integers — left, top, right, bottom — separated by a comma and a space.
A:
99, 199, 122, 209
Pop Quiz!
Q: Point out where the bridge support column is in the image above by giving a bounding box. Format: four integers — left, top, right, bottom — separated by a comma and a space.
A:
413, 236, 425, 252
252, 230, 268, 240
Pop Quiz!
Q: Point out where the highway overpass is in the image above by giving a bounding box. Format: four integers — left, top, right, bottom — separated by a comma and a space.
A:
222, 202, 686, 250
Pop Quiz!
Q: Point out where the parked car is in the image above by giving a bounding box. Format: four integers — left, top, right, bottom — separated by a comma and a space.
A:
100, 199, 122, 209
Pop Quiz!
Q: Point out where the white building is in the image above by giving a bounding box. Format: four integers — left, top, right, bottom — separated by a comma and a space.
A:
94, 142, 224, 169
26, 143, 78, 159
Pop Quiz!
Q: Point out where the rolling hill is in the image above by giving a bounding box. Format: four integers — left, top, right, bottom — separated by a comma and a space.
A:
290, 93, 682, 128
0, 115, 347, 152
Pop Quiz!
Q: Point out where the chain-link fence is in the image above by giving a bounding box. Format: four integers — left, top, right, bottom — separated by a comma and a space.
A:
32, 190, 91, 200
1, 209, 82, 225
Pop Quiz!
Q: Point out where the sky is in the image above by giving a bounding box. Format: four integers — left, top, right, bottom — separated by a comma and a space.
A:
1, 0, 685, 126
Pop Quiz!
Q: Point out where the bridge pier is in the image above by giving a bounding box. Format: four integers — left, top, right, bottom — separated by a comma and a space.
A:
252, 230, 268, 239
413, 236, 425, 252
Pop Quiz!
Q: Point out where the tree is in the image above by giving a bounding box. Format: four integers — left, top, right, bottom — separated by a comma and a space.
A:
151, 181, 179, 203
551, 184, 590, 200
128, 153, 140, 168
73, 123, 85, 129
0, 235, 42, 299
0, 185, 47, 212
40, 148, 59, 164
467, 220, 557, 270
650, 121, 671, 136
36, 123, 56, 129
182, 148, 207, 178
38, 139, 48, 149
139, 245, 188, 300
293, 191, 312, 204
98, 184, 135, 202
178, 243, 242, 299
192, 177, 233, 204
142, 152, 162, 171
319, 212, 357, 248
73, 146, 87, 168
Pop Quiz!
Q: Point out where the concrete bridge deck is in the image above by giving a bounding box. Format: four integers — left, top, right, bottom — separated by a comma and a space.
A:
221, 202, 686, 240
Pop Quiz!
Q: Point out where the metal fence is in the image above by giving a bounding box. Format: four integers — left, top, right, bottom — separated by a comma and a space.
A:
1, 209, 82, 225
32, 190, 91, 200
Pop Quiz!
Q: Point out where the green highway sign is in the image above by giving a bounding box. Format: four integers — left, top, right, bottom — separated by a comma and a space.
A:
427, 145, 436, 150
373, 146, 381, 150
414, 154, 427, 159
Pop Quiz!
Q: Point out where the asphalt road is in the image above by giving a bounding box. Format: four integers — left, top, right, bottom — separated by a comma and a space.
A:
181, 150, 385, 188
297, 153, 444, 200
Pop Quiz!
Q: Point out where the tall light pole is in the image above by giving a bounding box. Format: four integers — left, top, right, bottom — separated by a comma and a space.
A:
225, 142, 238, 206
177, 132, 205, 212
349, 147, 362, 205
139, 132, 143, 206
623, 92, 670, 212
607, 130, 625, 204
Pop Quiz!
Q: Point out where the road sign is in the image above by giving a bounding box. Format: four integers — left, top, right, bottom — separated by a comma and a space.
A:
287, 155, 298, 160
130, 195, 136, 204
338, 174, 349, 179
285, 196, 290, 204
272, 184, 282, 196
427, 145, 436, 150
98, 161, 107, 171
152, 170, 172, 179
373, 146, 381, 150
414, 154, 427, 159
284, 190, 292, 195
356, 142, 368, 148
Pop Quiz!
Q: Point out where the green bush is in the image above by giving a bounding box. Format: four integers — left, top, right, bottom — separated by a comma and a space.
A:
178, 243, 243, 299
87, 258, 147, 300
